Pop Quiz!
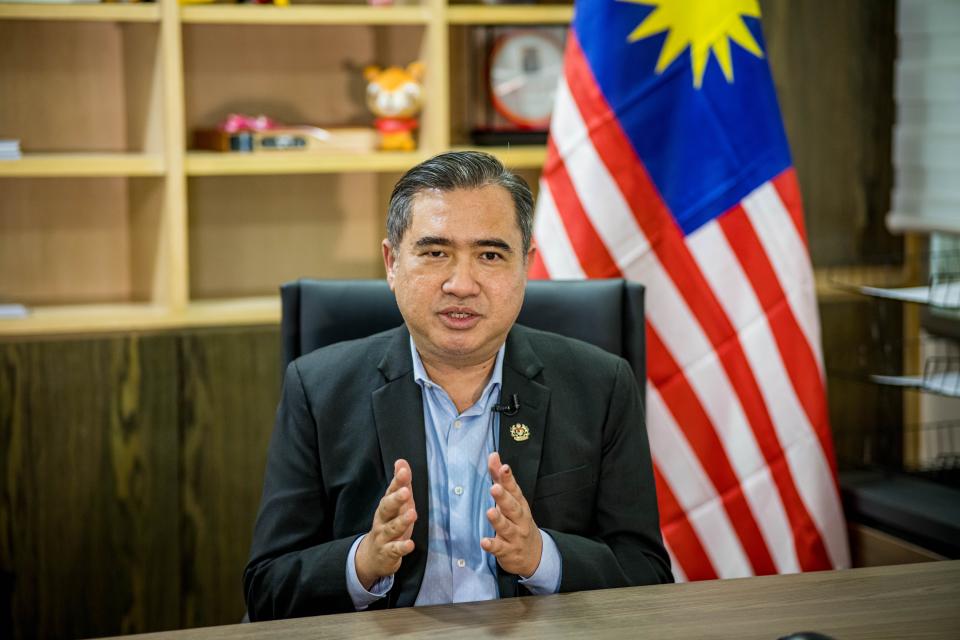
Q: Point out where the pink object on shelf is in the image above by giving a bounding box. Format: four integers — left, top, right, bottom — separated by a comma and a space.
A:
219, 113, 283, 133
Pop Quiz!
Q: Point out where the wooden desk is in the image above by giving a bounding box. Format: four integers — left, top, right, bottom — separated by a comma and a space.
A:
111, 561, 959, 639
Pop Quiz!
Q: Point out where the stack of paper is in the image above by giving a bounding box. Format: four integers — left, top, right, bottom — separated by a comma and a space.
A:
0, 139, 21, 160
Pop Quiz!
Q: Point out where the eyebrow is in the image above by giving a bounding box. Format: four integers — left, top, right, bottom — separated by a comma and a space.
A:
413, 236, 514, 253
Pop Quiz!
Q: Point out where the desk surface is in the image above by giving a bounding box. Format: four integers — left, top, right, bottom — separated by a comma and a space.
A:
112, 561, 959, 639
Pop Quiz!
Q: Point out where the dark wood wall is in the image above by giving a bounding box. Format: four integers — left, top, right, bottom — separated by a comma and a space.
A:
0, 1, 896, 638
0, 329, 280, 638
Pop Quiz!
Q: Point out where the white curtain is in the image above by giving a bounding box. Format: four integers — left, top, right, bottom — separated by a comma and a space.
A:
889, 0, 960, 235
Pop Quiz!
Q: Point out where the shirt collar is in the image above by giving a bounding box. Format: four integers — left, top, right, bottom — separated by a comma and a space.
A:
410, 336, 505, 400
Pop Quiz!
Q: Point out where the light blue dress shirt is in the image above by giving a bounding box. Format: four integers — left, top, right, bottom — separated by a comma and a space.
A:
345, 339, 561, 609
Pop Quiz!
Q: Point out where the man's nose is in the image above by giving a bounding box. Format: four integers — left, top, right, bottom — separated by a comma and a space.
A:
441, 258, 481, 298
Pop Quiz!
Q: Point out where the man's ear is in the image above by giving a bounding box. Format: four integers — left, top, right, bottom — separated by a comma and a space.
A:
382, 239, 397, 290
525, 243, 537, 269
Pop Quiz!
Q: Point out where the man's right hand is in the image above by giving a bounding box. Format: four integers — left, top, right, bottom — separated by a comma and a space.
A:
354, 458, 417, 591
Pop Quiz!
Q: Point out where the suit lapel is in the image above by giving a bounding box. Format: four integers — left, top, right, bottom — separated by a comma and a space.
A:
372, 327, 429, 608
496, 326, 550, 597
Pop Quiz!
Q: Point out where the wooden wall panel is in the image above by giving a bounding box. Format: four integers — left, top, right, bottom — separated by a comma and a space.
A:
820, 299, 905, 470
0, 335, 180, 639
178, 327, 279, 629
762, 0, 897, 267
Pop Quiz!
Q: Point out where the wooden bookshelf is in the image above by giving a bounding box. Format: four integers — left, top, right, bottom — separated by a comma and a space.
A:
0, 0, 565, 337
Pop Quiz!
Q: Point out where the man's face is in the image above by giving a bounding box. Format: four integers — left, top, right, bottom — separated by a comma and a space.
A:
383, 185, 533, 369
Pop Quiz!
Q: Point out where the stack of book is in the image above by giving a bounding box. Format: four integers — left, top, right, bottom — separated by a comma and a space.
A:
0, 139, 21, 160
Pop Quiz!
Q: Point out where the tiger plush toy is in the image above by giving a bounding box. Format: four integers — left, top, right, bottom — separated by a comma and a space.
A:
363, 62, 425, 151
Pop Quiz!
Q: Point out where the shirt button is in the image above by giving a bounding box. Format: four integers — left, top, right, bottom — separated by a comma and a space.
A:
453, 486, 463, 496
454, 419, 462, 429
457, 559, 466, 568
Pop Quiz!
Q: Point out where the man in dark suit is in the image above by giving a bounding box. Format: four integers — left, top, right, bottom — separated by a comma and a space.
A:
244, 151, 672, 620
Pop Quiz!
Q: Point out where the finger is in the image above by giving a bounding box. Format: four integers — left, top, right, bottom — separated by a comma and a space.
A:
385, 458, 412, 496
487, 452, 502, 484
395, 459, 412, 486
486, 506, 515, 540
381, 507, 417, 540
480, 536, 504, 556
497, 463, 524, 502
378, 486, 411, 521
491, 483, 524, 523
386, 538, 415, 558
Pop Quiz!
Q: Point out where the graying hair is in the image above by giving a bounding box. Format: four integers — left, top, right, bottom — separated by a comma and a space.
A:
386, 151, 534, 256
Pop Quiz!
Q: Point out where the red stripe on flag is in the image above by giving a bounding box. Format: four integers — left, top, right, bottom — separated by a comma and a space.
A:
563, 33, 833, 571
717, 203, 839, 478
653, 464, 719, 581
543, 139, 622, 278
648, 324, 778, 575
771, 168, 807, 246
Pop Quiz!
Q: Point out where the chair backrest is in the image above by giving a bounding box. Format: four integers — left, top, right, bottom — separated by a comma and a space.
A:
280, 278, 646, 386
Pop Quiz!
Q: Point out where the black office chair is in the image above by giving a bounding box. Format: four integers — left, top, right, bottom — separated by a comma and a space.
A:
279, 278, 647, 388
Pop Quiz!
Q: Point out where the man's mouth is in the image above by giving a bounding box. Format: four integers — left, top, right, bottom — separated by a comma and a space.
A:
438, 307, 482, 328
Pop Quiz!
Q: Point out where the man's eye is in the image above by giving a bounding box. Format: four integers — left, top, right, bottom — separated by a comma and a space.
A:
424, 250, 445, 258
481, 252, 503, 261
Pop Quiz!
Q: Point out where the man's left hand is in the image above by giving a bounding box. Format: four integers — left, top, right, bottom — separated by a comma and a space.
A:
480, 451, 543, 578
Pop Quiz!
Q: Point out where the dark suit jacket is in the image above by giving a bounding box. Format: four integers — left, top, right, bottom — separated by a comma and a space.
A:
244, 323, 672, 620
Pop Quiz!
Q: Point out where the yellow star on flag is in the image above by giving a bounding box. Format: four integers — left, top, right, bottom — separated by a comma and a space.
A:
621, 0, 765, 88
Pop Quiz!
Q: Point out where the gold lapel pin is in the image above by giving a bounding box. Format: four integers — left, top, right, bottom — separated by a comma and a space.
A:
510, 423, 530, 442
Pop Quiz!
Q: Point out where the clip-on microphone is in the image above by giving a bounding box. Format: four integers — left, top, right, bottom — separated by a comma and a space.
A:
493, 393, 520, 416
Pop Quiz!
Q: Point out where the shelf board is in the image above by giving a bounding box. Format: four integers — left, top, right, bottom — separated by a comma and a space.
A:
446, 4, 573, 25
184, 296, 281, 328
451, 145, 546, 169
0, 153, 165, 178
0, 297, 283, 337
180, 4, 431, 25
185, 150, 426, 176
0, 303, 179, 337
0, 2, 161, 22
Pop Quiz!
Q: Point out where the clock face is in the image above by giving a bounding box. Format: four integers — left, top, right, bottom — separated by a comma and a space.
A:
489, 31, 564, 129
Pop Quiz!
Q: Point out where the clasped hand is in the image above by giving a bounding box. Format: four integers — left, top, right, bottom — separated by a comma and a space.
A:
355, 452, 542, 589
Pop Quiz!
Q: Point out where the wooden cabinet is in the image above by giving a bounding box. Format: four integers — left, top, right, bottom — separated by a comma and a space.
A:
0, 0, 570, 336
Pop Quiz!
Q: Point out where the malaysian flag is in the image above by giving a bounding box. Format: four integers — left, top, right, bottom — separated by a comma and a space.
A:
529, 0, 850, 579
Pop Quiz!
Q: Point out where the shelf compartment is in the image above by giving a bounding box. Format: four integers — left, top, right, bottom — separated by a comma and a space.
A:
185, 150, 425, 176
0, 3, 161, 22
0, 153, 165, 177
182, 22, 435, 154
181, 4, 431, 25
188, 173, 391, 300
0, 20, 164, 155
446, 5, 573, 25
0, 177, 169, 310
